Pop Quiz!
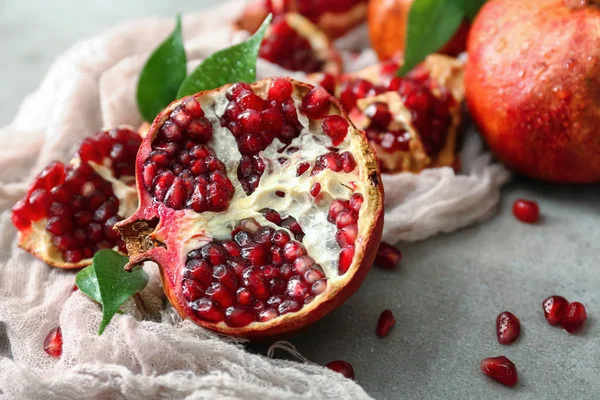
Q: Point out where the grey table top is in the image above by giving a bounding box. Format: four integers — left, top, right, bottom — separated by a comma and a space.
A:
2, 2, 599, 399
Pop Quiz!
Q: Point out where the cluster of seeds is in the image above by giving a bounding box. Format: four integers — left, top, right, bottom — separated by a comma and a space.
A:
143, 97, 235, 212
259, 16, 325, 73
327, 193, 363, 274
181, 218, 327, 327
78, 128, 142, 178
260, 208, 305, 241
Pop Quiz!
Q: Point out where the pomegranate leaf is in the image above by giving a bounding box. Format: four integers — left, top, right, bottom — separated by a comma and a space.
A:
75, 249, 149, 335
461, 0, 487, 20
398, 0, 465, 76
177, 14, 272, 98
137, 14, 187, 122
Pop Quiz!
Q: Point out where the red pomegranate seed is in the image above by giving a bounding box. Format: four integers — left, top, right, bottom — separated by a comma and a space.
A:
43, 327, 63, 357
338, 246, 355, 274
480, 356, 518, 387
376, 309, 396, 338
542, 295, 569, 326
512, 199, 540, 223
326, 360, 355, 379
227, 82, 252, 100
268, 78, 293, 102
310, 183, 321, 197
302, 86, 331, 119
225, 306, 256, 327
296, 162, 310, 177
322, 115, 349, 146
561, 302, 587, 333
192, 298, 225, 322
374, 242, 402, 269
496, 311, 521, 345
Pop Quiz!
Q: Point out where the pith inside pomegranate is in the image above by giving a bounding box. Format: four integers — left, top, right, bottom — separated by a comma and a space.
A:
259, 14, 343, 75
237, 0, 369, 39
117, 78, 383, 338
337, 55, 465, 173
466, 0, 600, 183
11, 128, 141, 268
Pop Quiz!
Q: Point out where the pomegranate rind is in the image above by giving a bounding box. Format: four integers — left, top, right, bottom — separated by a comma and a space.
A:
344, 54, 465, 173
13, 129, 140, 269
117, 78, 384, 338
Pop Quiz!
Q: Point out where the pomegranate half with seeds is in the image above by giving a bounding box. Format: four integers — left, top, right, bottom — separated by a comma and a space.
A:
338, 54, 465, 173
11, 128, 141, 268
258, 14, 343, 75
237, 0, 368, 39
116, 78, 383, 337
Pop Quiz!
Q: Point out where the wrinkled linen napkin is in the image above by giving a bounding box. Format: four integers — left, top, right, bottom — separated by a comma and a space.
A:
0, 1, 509, 398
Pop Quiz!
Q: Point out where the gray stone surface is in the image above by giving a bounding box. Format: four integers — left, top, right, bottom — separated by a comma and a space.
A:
2, 2, 599, 399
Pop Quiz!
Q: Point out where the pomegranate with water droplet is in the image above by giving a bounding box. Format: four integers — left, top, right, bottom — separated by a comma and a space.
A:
237, 0, 369, 39
11, 128, 141, 268
466, 0, 600, 183
338, 55, 465, 173
117, 78, 383, 338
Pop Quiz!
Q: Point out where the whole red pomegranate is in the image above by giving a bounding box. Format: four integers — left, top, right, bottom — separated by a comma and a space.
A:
237, 0, 368, 39
116, 78, 384, 338
368, 0, 470, 61
466, 0, 600, 183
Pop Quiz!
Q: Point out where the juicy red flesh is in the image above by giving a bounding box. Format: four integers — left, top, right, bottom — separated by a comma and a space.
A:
11, 129, 141, 263
512, 199, 540, 224
144, 97, 235, 212
376, 309, 396, 338
43, 327, 63, 357
322, 115, 349, 146
328, 194, 363, 274
481, 356, 518, 387
183, 219, 327, 327
222, 82, 303, 195
311, 151, 357, 176
326, 360, 355, 379
561, 302, 587, 333
542, 295, 568, 326
339, 64, 456, 164
496, 311, 521, 345
374, 242, 402, 268
259, 16, 325, 73
259, 209, 305, 241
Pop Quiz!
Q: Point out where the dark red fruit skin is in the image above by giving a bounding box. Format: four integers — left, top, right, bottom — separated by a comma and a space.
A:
466, 0, 600, 183
326, 360, 355, 379
496, 311, 520, 345
480, 356, 518, 387
561, 302, 587, 333
542, 295, 569, 326
512, 199, 540, 224
117, 79, 385, 339
376, 309, 396, 338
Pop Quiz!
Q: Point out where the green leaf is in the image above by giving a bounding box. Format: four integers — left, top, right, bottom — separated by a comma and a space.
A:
176, 14, 272, 98
75, 250, 149, 335
136, 14, 187, 122
460, 0, 486, 20
398, 0, 465, 76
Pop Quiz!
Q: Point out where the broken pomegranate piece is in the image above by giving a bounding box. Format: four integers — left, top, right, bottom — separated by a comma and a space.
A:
237, 0, 368, 40
259, 14, 342, 75
11, 128, 141, 268
338, 55, 465, 173
117, 78, 383, 338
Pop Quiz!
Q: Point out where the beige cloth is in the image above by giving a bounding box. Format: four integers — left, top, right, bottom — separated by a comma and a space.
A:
0, 1, 509, 398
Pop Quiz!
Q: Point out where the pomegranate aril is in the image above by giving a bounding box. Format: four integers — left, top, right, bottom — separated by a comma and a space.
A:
311, 279, 327, 295
542, 295, 569, 326
45, 217, 73, 236
310, 183, 321, 197
561, 302, 587, 333
237, 90, 265, 111
496, 312, 521, 345
261, 208, 283, 225
286, 277, 310, 300
375, 243, 402, 268
364, 102, 392, 127
278, 299, 301, 315
336, 225, 358, 247
348, 194, 363, 214
480, 356, 518, 387
268, 78, 293, 102
338, 246, 355, 274
335, 211, 356, 229
227, 82, 252, 100
283, 241, 305, 261
513, 199, 540, 223
259, 308, 279, 322
328, 199, 348, 222
243, 267, 270, 300
183, 279, 205, 301
43, 327, 63, 357
206, 282, 235, 308
225, 306, 256, 327
237, 288, 253, 305
302, 86, 331, 119
297, 162, 310, 177
322, 115, 349, 146
241, 243, 270, 266
376, 309, 396, 338
192, 298, 225, 322
185, 259, 213, 286
326, 360, 354, 379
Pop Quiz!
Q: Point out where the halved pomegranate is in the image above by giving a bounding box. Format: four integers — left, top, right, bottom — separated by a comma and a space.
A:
11, 128, 141, 268
237, 0, 369, 39
116, 78, 384, 338
259, 14, 343, 75
337, 55, 465, 173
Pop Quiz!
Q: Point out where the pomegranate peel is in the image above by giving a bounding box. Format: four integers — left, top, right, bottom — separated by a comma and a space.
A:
11, 128, 142, 269
117, 78, 384, 338
340, 54, 465, 173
